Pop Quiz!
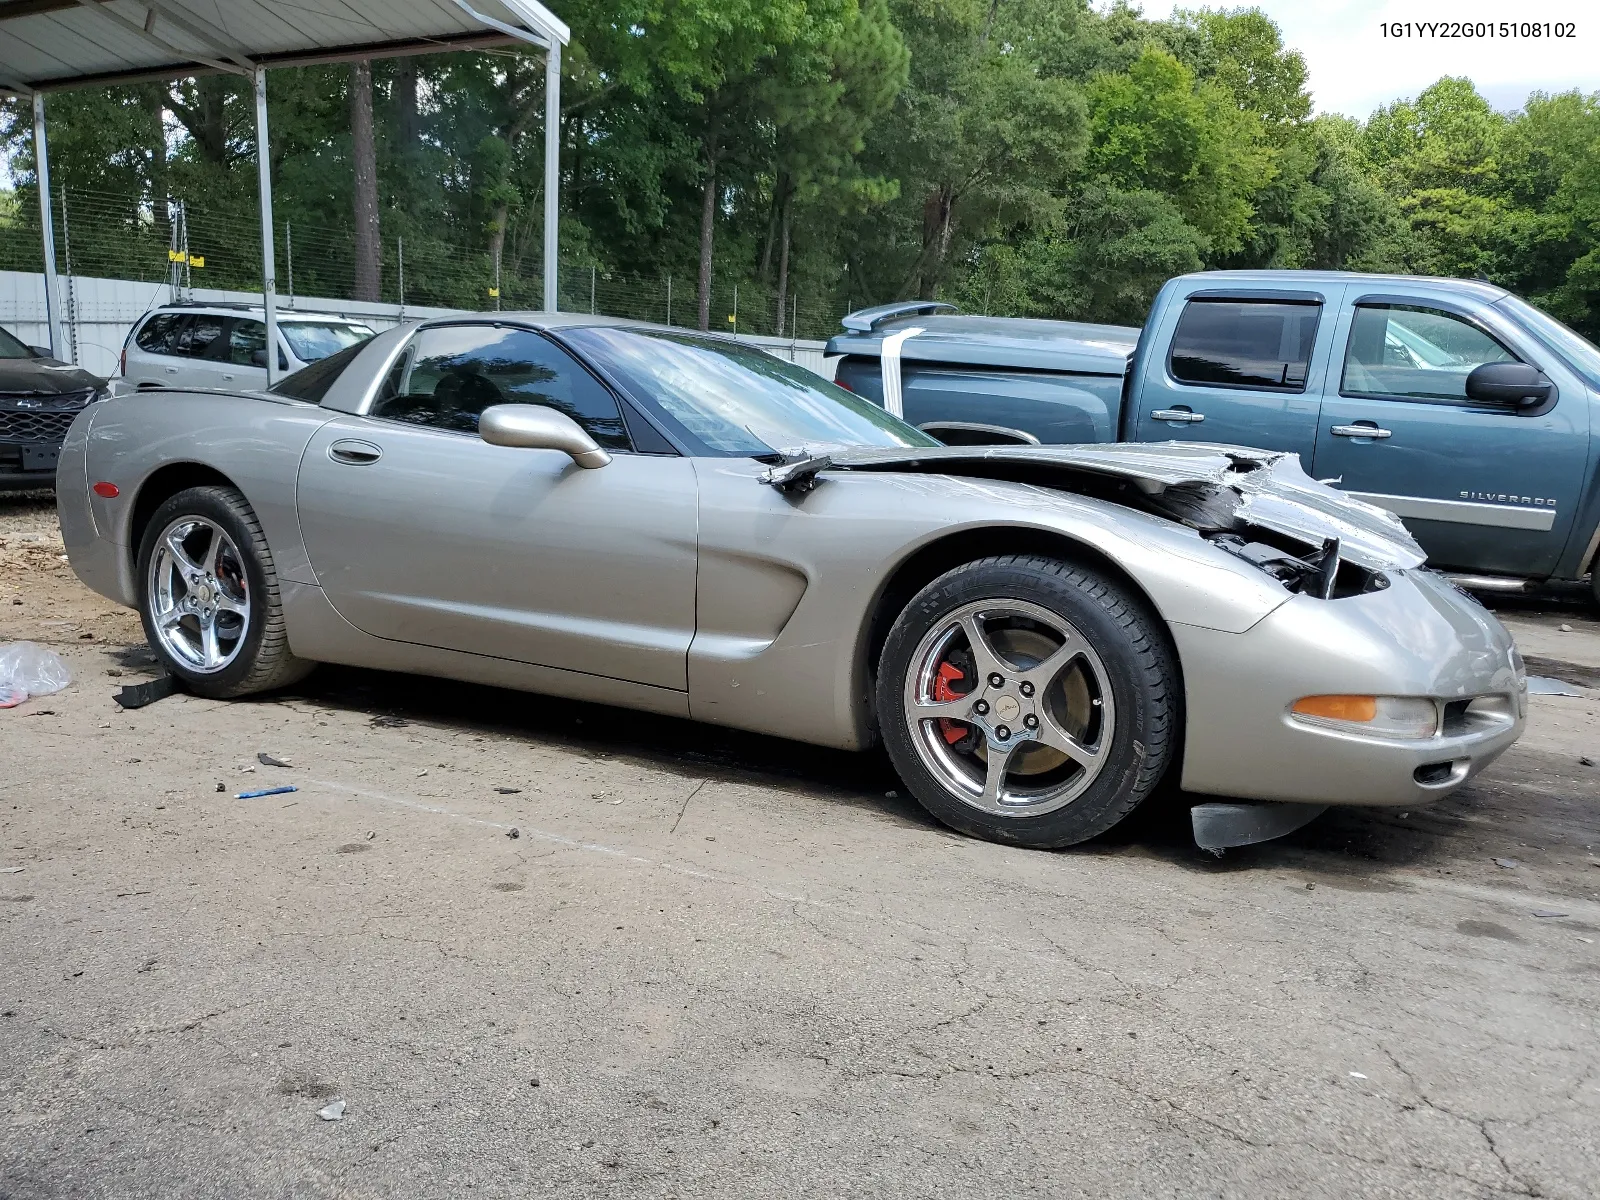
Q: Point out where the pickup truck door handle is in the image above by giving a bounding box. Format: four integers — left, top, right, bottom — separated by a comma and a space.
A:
328, 439, 383, 465
1330, 423, 1392, 440
1151, 409, 1205, 424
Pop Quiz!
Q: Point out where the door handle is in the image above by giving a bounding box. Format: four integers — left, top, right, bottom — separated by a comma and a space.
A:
1330, 423, 1392, 439
221, 374, 235, 381
1151, 409, 1205, 424
328, 439, 383, 465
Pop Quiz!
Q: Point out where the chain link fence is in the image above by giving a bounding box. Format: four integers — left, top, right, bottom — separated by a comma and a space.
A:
0, 185, 848, 341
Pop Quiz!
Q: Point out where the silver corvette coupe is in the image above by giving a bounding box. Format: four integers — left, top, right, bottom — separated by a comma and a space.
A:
58, 315, 1525, 849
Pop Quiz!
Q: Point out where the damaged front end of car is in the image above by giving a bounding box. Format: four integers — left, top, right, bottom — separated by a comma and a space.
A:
760, 441, 1424, 604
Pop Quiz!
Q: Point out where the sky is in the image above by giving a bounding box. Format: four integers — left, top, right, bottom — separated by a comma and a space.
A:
1143, 0, 1595, 117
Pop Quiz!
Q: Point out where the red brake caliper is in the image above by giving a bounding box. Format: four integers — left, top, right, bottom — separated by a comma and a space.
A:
934, 661, 967, 744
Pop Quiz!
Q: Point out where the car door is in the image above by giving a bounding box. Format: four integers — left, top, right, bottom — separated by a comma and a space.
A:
126, 312, 190, 388
1131, 287, 1344, 455
171, 313, 233, 389
295, 322, 699, 692
1313, 295, 1587, 577
219, 318, 283, 391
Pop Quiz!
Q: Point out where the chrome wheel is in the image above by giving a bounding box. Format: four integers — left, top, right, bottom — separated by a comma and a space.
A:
146, 515, 251, 674
902, 599, 1114, 818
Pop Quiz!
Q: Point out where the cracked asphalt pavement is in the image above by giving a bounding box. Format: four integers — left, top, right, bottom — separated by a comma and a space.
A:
3, 491, 1599, 1198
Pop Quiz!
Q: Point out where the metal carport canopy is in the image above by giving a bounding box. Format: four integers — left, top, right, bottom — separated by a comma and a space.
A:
0, 0, 570, 381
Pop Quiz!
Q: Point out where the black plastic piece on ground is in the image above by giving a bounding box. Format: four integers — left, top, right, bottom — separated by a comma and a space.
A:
113, 673, 179, 710
1191, 800, 1329, 855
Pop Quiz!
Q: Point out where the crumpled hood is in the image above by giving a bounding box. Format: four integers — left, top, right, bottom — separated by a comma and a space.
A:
0, 356, 105, 396
762, 441, 1427, 571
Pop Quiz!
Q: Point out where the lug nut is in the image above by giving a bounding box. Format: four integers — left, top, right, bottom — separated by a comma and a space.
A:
1020, 681, 1035, 697
988, 673, 1004, 688
1024, 714, 1039, 729
973, 699, 989, 716
995, 725, 1011, 741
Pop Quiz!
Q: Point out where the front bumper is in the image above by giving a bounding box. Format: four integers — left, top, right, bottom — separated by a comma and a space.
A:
1174, 570, 1525, 807
0, 441, 62, 491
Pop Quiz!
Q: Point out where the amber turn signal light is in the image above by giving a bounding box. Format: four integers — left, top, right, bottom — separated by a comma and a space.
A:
1291, 694, 1439, 739
1292, 695, 1376, 722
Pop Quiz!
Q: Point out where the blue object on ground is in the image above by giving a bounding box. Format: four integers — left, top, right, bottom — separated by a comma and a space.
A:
236, 785, 299, 799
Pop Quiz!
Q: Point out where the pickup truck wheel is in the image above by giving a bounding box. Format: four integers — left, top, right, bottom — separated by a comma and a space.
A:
136, 485, 312, 699
877, 555, 1178, 849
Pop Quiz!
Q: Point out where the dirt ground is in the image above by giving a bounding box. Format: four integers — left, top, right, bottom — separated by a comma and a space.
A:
2, 489, 1597, 1199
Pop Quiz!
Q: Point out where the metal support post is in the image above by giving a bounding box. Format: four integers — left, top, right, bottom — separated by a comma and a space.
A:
58, 191, 77, 364
542, 41, 560, 312
252, 69, 281, 386
31, 93, 65, 360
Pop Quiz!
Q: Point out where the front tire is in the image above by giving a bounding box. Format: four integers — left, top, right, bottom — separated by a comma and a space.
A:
877, 555, 1179, 849
136, 485, 312, 698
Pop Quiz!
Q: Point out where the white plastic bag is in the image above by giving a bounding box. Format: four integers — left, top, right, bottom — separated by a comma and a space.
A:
0, 642, 72, 707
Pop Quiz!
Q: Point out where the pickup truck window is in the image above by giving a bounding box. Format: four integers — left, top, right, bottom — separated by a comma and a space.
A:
1167, 300, 1318, 391
1342, 304, 1517, 403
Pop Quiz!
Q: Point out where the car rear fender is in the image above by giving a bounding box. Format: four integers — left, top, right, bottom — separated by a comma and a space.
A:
80, 390, 336, 604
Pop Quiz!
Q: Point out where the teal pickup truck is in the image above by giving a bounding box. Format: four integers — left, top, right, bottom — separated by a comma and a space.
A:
827, 271, 1600, 600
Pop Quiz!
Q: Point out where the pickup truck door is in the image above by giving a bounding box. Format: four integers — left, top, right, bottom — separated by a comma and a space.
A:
1130, 287, 1345, 455
296, 323, 699, 691
1313, 294, 1587, 578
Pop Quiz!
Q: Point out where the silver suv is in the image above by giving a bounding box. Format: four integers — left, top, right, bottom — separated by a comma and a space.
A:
119, 303, 376, 393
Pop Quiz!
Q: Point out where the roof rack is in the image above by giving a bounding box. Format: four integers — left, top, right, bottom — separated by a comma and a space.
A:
161, 300, 263, 311
840, 300, 960, 333
152, 301, 370, 321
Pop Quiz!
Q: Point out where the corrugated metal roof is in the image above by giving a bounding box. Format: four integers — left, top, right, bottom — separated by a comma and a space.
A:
0, 0, 566, 91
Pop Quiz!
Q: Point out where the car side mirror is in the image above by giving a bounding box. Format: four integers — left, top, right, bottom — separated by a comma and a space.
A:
479, 403, 611, 468
251, 349, 268, 367
1465, 362, 1553, 410
28, 345, 52, 358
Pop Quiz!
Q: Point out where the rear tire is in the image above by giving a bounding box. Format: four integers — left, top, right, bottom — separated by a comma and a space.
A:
136, 485, 312, 699
877, 555, 1179, 849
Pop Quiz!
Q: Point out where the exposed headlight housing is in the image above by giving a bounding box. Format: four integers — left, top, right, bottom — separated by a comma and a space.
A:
1290, 694, 1439, 739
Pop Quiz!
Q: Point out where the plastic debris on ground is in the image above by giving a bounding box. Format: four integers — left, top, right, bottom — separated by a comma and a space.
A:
1526, 676, 1583, 697
316, 1100, 346, 1121
237, 786, 298, 800
1493, 858, 1519, 869
114, 674, 178, 709
257, 753, 294, 768
0, 642, 71, 708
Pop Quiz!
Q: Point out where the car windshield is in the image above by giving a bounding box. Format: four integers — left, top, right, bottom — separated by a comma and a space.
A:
0, 325, 34, 359
1495, 295, 1600, 391
281, 321, 375, 363
562, 326, 939, 456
